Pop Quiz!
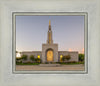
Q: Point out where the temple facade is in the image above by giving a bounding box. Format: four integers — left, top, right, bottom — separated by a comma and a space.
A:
21, 21, 78, 63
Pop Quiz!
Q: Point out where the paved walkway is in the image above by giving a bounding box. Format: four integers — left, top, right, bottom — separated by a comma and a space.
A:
16, 64, 84, 71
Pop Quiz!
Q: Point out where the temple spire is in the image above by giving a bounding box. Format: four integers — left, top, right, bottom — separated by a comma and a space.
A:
47, 20, 53, 44
49, 20, 51, 31
49, 20, 51, 26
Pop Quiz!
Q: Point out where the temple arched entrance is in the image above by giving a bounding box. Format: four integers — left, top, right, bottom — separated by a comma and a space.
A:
46, 49, 53, 62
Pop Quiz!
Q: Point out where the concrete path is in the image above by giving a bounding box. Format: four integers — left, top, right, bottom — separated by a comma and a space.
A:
16, 64, 84, 71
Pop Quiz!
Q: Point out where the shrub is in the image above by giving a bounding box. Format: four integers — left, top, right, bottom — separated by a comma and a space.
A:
36, 58, 41, 62
62, 57, 65, 62
16, 57, 21, 60
33, 58, 41, 63
30, 55, 35, 61
64, 55, 71, 61
69, 61, 76, 63
21, 55, 27, 60
45, 62, 49, 64
16, 57, 22, 62
79, 54, 84, 62
61, 55, 71, 62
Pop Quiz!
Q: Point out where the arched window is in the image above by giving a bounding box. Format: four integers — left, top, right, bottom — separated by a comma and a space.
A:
60, 55, 63, 62
47, 50, 53, 62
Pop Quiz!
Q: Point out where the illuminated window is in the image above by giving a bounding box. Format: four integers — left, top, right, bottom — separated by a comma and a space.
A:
60, 55, 63, 62
37, 55, 40, 59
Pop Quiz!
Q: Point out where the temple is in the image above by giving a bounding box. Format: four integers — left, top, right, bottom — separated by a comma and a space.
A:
20, 20, 78, 63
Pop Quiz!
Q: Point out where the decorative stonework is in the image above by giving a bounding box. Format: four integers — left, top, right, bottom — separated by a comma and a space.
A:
42, 44, 58, 63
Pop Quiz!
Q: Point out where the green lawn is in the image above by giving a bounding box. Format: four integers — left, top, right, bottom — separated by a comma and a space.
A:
16, 62, 40, 65
16, 61, 84, 65
59, 62, 84, 65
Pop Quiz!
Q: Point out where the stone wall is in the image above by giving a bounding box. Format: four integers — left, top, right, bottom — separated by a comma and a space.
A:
58, 51, 78, 62
21, 51, 42, 61
20, 50, 78, 62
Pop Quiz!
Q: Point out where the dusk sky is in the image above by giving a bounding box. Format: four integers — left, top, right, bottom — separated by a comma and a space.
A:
16, 15, 84, 53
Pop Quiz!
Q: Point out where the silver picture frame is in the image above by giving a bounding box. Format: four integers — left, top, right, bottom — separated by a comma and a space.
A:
0, 0, 100, 86
12, 12, 88, 74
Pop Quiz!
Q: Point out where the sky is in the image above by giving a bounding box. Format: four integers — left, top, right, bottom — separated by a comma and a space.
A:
16, 15, 84, 53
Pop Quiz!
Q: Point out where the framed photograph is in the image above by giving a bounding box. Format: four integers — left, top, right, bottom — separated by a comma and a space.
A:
13, 12, 88, 74
0, 0, 100, 86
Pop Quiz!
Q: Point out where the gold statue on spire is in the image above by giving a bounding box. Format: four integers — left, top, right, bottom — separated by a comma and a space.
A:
49, 20, 51, 26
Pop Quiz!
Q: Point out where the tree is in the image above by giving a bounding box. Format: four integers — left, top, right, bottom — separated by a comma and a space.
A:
21, 55, 27, 60
61, 55, 71, 62
37, 58, 41, 62
61, 56, 65, 62
65, 55, 71, 61
79, 54, 84, 62
16, 57, 22, 62
16, 57, 21, 60
16, 51, 18, 53
34, 58, 41, 63
30, 55, 35, 61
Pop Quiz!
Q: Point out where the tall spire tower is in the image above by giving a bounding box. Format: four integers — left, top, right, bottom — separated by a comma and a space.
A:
47, 20, 53, 44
